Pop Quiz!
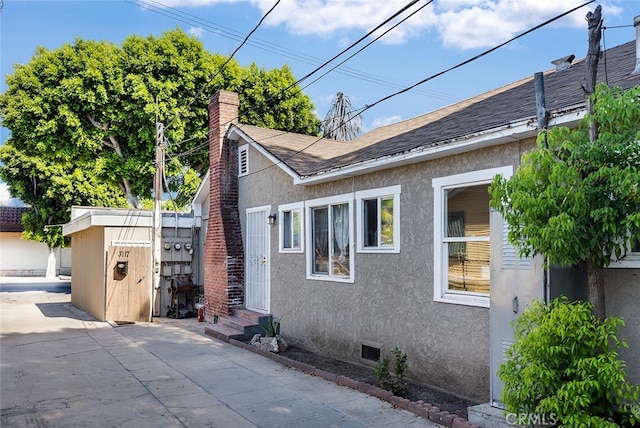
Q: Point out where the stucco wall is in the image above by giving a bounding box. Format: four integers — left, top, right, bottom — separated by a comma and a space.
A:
0, 233, 71, 276
238, 138, 535, 402
604, 268, 640, 387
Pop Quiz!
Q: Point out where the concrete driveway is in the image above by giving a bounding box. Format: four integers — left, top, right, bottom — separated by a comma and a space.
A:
1, 277, 438, 427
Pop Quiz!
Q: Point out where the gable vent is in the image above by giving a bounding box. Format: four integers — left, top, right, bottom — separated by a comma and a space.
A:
238, 145, 248, 176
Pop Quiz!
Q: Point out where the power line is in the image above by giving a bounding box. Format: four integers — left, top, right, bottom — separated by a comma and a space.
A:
166, 0, 435, 161
127, 0, 457, 102
240, 0, 597, 179
301, 0, 435, 93
164, 0, 281, 130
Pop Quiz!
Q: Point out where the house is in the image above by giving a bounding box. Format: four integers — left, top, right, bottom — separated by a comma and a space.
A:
0, 206, 71, 277
198, 34, 640, 404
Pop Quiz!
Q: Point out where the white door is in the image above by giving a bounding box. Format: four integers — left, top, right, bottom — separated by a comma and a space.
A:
245, 206, 271, 312
489, 209, 544, 407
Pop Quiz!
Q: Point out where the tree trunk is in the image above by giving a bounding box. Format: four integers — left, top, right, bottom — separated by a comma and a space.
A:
587, 260, 606, 321
88, 115, 139, 207
107, 135, 139, 208
585, 5, 602, 143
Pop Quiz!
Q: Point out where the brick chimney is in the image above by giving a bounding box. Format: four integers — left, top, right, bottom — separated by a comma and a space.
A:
204, 91, 245, 320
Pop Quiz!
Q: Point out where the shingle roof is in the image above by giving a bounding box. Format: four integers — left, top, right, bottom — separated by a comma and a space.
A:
236, 41, 639, 178
0, 206, 29, 232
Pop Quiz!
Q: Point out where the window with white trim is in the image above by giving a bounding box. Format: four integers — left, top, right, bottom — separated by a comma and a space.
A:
432, 166, 512, 307
610, 233, 640, 268
278, 202, 303, 253
305, 194, 354, 282
355, 185, 401, 253
238, 144, 248, 176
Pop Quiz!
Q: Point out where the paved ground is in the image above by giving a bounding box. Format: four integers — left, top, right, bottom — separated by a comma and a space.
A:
0, 277, 440, 427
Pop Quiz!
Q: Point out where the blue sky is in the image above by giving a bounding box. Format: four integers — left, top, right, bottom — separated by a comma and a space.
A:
0, 0, 638, 204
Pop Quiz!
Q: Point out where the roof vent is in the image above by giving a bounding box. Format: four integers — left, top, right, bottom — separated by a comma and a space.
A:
632, 15, 640, 75
551, 54, 575, 72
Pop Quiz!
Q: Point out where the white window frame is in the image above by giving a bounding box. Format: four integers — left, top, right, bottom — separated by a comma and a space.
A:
305, 193, 354, 283
278, 202, 304, 253
355, 185, 401, 253
609, 235, 640, 268
432, 166, 512, 307
238, 144, 249, 177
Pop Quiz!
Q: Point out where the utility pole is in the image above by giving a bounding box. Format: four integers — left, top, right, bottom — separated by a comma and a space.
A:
152, 121, 164, 322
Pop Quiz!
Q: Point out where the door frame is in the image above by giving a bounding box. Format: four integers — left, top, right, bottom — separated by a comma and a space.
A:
245, 205, 271, 313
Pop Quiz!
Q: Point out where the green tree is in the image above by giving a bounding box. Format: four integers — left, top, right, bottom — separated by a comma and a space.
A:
0, 29, 321, 248
489, 83, 640, 319
236, 63, 321, 135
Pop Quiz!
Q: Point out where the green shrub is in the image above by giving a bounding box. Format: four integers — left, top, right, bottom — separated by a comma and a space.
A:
375, 347, 408, 397
499, 297, 639, 426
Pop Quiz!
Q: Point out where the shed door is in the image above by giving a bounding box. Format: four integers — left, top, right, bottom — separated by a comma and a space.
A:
106, 243, 151, 322
245, 207, 270, 313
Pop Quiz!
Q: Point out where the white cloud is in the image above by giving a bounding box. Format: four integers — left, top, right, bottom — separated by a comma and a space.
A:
0, 183, 11, 206
0, 182, 22, 207
153, 0, 623, 50
189, 26, 205, 38
370, 114, 402, 130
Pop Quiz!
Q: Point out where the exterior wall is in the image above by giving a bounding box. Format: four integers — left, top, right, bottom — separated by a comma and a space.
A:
604, 268, 640, 386
238, 138, 535, 402
71, 226, 106, 320
195, 192, 210, 287
0, 232, 71, 276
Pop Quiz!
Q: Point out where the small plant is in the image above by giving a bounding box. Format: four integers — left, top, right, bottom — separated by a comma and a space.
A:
374, 357, 390, 384
375, 347, 409, 397
499, 296, 639, 427
391, 347, 408, 382
259, 315, 282, 337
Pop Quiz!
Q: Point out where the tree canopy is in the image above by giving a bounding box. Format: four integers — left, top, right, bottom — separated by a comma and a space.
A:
0, 29, 322, 248
489, 83, 640, 318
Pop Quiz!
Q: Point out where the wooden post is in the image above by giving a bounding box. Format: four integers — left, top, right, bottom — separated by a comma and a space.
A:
152, 122, 164, 321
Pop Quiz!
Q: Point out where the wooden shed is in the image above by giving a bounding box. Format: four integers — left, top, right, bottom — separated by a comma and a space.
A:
62, 207, 197, 322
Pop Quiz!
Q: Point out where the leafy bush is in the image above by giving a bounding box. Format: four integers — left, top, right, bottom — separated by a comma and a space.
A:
375, 347, 408, 397
499, 297, 639, 426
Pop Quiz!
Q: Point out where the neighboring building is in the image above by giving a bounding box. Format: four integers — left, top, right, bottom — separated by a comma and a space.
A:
0, 206, 71, 277
200, 37, 640, 404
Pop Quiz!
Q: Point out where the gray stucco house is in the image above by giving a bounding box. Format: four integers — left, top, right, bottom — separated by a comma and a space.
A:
197, 37, 640, 404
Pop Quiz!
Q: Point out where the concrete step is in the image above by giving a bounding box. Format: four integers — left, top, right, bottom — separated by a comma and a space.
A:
204, 323, 246, 343
234, 308, 270, 324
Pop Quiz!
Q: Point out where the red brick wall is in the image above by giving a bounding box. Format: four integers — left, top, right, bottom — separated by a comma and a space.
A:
204, 91, 245, 319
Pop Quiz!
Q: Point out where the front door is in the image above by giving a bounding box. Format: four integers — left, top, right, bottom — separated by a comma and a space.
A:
245, 206, 271, 313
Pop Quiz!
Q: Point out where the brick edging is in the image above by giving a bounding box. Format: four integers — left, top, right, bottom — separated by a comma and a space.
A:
228, 339, 479, 428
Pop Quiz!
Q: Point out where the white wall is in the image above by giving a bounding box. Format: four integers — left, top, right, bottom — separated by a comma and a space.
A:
0, 232, 70, 277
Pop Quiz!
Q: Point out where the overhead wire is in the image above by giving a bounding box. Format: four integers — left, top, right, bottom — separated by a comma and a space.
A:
300, 0, 435, 92
240, 0, 598, 179
128, 0, 457, 102
166, 0, 434, 162
163, 0, 282, 130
